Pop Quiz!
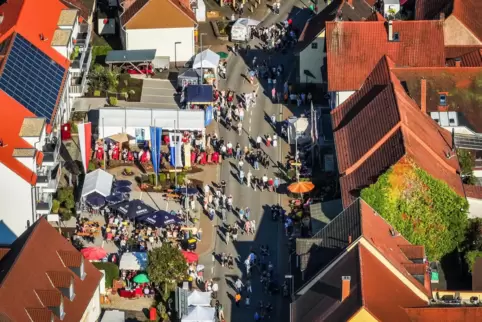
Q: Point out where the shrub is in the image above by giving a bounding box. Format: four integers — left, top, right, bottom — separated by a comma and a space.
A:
109, 96, 118, 106
158, 173, 167, 182
93, 90, 101, 97
59, 208, 73, 221
51, 199, 61, 214
92, 262, 120, 288
177, 173, 186, 185
148, 173, 155, 185
71, 122, 78, 133
88, 160, 96, 172
466, 250, 482, 272
121, 91, 128, 100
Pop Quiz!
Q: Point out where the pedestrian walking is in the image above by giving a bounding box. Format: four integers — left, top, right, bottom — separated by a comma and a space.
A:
235, 278, 244, 292
226, 230, 230, 245
256, 135, 262, 149
232, 225, 239, 241
245, 295, 250, 308
222, 207, 227, 223
235, 293, 242, 307
212, 281, 219, 299
247, 279, 253, 293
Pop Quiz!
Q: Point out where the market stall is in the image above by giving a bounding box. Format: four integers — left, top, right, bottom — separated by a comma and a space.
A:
182, 306, 215, 322
188, 290, 212, 306
81, 169, 114, 204
231, 18, 260, 42
192, 49, 219, 85
177, 68, 202, 88
184, 85, 213, 109
119, 252, 148, 271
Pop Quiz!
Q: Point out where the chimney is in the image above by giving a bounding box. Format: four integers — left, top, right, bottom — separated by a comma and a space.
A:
388, 20, 393, 41
420, 79, 427, 114
455, 57, 461, 67
341, 276, 351, 301
348, 235, 352, 244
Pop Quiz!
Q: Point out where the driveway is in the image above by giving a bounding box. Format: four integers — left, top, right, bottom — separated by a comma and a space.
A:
140, 79, 180, 107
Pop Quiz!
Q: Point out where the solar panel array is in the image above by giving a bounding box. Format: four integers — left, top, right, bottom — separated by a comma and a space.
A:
0, 34, 66, 121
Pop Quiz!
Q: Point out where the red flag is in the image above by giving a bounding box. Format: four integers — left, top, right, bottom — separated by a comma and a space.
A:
78, 122, 92, 173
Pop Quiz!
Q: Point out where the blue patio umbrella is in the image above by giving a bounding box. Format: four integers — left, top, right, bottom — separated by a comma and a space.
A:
139, 211, 182, 227
105, 194, 123, 204
115, 180, 132, 187
85, 192, 106, 208
113, 199, 156, 219
115, 186, 132, 193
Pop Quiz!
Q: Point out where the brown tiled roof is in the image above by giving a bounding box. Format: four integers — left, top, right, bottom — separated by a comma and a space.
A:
120, 0, 149, 26
365, 11, 385, 21
464, 184, 482, 199
402, 263, 426, 275
405, 307, 482, 322
326, 20, 446, 91
170, 0, 196, 23
445, 45, 482, 58
35, 289, 62, 306
446, 49, 482, 66
451, 0, 482, 42
399, 245, 425, 260
296, 0, 341, 52
47, 271, 73, 288
0, 218, 102, 322
60, 0, 92, 21
415, 0, 453, 20
392, 67, 482, 133
332, 57, 463, 207
57, 250, 82, 267
0, 249, 9, 261
360, 245, 428, 322
25, 308, 53, 322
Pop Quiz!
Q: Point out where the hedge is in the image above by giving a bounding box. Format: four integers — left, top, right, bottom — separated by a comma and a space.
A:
93, 262, 119, 288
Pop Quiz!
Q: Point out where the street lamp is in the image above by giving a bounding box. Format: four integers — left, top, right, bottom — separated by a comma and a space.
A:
199, 33, 207, 84
174, 41, 182, 69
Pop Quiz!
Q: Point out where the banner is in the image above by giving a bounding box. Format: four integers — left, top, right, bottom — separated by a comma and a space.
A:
205, 105, 214, 126
78, 122, 92, 173
169, 132, 183, 168
150, 127, 162, 174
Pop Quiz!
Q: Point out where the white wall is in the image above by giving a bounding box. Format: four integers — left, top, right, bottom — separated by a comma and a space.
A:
15, 156, 37, 173
468, 198, 482, 218
80, 284, 101, 322
336, 91, 355, 107
53, 45, 68, 59
299, 36, 325, 84
0, 163, 35, 244
126, 27, 195, 62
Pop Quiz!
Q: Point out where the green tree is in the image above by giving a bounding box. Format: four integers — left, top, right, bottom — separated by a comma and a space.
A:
465, 250, 482, 272
457, 149, 477, 185
147, 244, 187, 295
361, 162, 468, 261
105, 67, 120, 92
88, 64, 107, 91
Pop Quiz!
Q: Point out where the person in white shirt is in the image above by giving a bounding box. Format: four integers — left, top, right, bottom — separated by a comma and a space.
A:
256, 135, 262, 148
212, 282, 219, 299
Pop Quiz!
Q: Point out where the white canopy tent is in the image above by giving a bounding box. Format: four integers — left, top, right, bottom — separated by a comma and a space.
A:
188, 290, 212, 306
287, 116, 310, 144
192, 49, 220, 69
81, 169, 114, 198
231, 18, 260, 41
101, 310, 125, 322
119, 252, 148, 271
98, 108, 205, 140
182, 306, 215, 322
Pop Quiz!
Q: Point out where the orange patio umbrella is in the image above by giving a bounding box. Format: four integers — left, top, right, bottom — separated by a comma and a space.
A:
288, 181, 315, 194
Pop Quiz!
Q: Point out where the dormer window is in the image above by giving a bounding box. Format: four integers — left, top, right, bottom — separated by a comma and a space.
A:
80, 257, 86, 280
439, 93, 447, 106
59, 298, 65, 320
69, 279, 76, 301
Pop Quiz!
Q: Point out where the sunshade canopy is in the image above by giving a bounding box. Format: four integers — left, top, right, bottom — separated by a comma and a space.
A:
188, 290, 212, 307
182, 250, 199, 263
133, 273, 149, 283
101, 310, 125, 322
288, 181, 315, 194
192, 49, 220, 69
108, 133, 135, 143
235, 18, 260, 27
105, 49, 156, 64
81, 169, 114, 198
182, 306, 215, 322
81, 246, 107, 260
105, 194, 123, 204
110, 199, 156, 219
186, 85, 213, 104
139, 211, 182, 227
119, 252, 148, 270
85, 192, 106, 208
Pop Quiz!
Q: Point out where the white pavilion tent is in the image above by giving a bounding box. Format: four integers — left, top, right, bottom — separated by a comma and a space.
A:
81, 169, 114, 198
192, 49, 220, 69
188, 290, 212, 307
181, 306, 215, 322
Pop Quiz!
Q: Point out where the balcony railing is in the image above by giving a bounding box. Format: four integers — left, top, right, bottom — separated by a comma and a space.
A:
42, 137, 60, 164
71, 46, 92, 71
75, 23, 92, 47
37, 164, 61, 191
36, 194, 53, 213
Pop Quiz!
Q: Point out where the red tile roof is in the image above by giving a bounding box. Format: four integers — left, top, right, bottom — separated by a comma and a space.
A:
414, 0, 452, 20
120, 0, 149, 26
399, 245, 426, 260
405, 307, 482, 322
25, 308, 54, 322
445, 45, 482, 59
360, 245, 428, 322
464, 184, 482, 199
0, 91, 42, 185
0, 218, 102, 322
332, 56, 464, 207
326, 20, 446, 91
121, 0, 196, 27
446, 49, 482, 67
360, 200, 432, 298
451, 0, 482, 42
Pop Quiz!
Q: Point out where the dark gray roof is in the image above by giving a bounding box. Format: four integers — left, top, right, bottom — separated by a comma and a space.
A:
295, 198, 362, 284
105, 49, 157, 64
292, 244, 362, 322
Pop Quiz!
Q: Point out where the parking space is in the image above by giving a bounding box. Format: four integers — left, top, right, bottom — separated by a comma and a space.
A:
140, 79, 180, 107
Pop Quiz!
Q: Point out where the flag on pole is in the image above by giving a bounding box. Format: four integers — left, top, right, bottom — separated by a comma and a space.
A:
78, 122, 92, 173
150, 127, 162, 174
169, 132, 183, 168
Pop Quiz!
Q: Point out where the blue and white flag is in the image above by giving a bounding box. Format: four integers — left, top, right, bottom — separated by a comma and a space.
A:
169, 132, 183, 168
150, 127, 162, 174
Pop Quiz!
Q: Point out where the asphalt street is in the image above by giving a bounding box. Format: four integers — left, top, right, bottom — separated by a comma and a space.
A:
199, 2, 313, 322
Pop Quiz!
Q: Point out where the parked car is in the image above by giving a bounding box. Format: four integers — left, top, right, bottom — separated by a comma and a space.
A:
124, 63, 154, 75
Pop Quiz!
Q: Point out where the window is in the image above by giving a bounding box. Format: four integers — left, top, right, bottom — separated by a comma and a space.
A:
311, 42, 318, 49
69, 279, 76, 301
393, 32, 400, 41
440, 94, 447, 106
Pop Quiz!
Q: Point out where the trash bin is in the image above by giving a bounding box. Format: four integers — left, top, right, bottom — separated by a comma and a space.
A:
149, 307, 157, 321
